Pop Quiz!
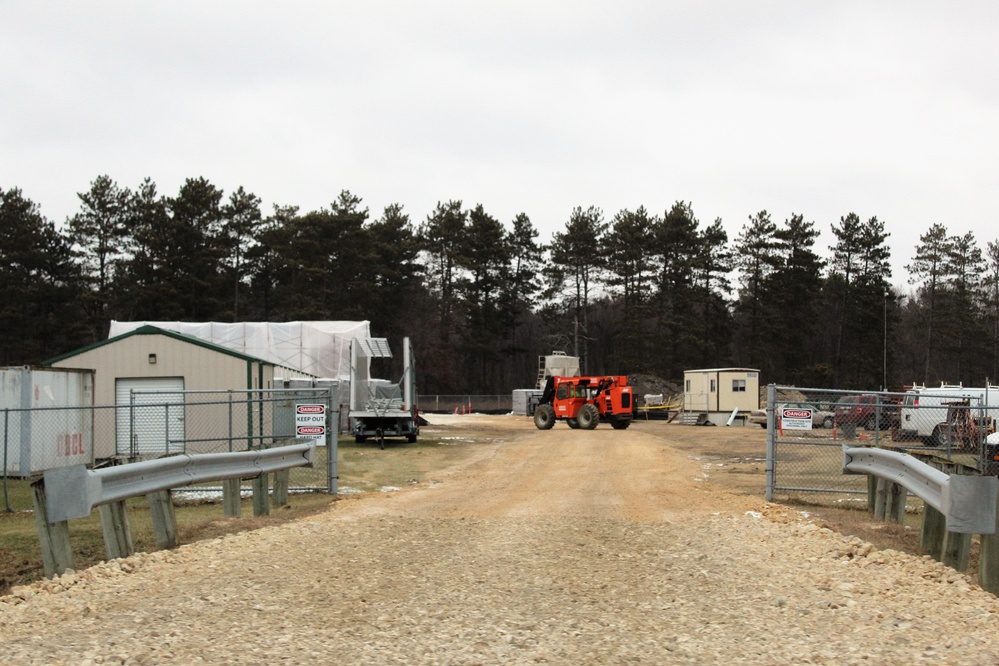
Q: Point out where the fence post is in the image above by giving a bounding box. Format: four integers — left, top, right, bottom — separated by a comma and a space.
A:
223, 478, 242, 517
765, 384, 776, 501
147, 489, 178, 549
98, 500, 134, 560
3, 409, 9, 513
31, 478, 74, 577
328, 404, 339, 496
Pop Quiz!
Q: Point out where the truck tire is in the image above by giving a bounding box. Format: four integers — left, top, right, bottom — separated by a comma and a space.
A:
932, 425, 947, 448
577, 404, 599, 430
355, 435, 367, 444
610, 417, 631, 430
534, 404, 556, 430
566, 418, 580, 429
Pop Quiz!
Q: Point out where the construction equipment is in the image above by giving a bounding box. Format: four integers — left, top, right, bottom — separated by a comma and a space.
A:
348, 337, 419, 447
937, 399, 996, 451
533, 375, 635, 430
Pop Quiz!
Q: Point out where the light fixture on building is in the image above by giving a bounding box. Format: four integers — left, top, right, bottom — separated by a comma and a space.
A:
148, 353, 157, 364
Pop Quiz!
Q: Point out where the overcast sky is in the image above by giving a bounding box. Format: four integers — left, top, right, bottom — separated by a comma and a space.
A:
3, 2, 998, 290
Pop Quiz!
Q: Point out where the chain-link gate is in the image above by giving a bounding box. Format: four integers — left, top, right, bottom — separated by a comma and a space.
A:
123, 388, 338, 495
765, 384, 999, 505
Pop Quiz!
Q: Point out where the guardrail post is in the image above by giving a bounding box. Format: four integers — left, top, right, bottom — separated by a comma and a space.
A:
253, 471, 270, 516
252, 442, 270, 517
874, 477, 888, 519
979, 490, 999, 595
31, 478, 74, 577
867, 474, 877, 512
223, 478, 242, 517
920, 504, 946, 560
942, 530, 972, 571
147, 489, 177, 550
887, 483, 907, 524
273, 468, 289, 507
98, 500, 134, 560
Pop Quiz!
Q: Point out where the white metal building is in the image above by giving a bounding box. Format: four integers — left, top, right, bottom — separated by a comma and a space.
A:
682, 368, 760, 426
43, 325, 316, 459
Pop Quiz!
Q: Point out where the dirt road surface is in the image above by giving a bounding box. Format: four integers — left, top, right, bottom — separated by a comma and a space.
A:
3, 415, 999, 664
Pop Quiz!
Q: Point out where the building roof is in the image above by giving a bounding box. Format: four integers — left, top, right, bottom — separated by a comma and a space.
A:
42, 325, 310, 375
684, 368, 760, 374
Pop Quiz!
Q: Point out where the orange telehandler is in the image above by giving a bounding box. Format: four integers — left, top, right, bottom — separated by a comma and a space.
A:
533, 375, 635, 430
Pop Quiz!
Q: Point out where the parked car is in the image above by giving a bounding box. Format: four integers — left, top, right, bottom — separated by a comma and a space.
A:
834, 394, 897, 430
749, 402, 835, 429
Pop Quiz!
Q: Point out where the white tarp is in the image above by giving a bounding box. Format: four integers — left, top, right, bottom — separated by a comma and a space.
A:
108, 321, 370, 379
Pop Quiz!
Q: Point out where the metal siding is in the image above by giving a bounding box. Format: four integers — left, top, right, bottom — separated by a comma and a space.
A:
50, 334, 255, 459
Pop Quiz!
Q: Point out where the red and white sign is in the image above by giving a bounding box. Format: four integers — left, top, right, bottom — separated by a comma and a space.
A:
295, 404, 327, 443
780, 406, 813, 431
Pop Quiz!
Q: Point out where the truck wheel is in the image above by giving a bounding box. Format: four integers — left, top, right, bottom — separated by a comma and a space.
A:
534, 404, 556, 430
822, 416, 834, 429
355, 435, 367, 444
407, 434, 417, 443
566, 418, 580, 429
577, 404, 599, 430
610, 417, 631, 430
932, 425, 947, 447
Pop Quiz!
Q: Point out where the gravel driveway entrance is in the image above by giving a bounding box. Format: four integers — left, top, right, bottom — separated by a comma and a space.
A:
2, 415, 998, 664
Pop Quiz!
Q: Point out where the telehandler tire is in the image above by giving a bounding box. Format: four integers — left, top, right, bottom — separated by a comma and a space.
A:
577, 404, 599, 430
610, 417, 631, 430
566, 418, 580, 429
534, 404, 557, 430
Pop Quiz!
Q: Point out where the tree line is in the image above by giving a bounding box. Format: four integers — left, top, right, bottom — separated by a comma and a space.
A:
2, 176, 998, 394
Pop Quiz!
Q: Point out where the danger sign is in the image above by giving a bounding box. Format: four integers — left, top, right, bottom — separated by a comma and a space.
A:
295, 403, 327, 443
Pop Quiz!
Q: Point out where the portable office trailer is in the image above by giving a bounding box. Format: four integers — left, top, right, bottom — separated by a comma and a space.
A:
682, 368, 760, 426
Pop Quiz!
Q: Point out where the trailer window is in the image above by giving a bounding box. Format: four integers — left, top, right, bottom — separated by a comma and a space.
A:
732, 379, 746, 392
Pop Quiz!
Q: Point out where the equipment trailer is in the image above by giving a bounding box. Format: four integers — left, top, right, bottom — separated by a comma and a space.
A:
533, 375, 635, 430
348, 337, 419, 446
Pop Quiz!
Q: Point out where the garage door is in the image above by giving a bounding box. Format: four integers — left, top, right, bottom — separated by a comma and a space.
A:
115, 377, 185, 457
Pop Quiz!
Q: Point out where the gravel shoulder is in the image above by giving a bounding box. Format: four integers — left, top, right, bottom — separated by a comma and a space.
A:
2, 414, 998, 664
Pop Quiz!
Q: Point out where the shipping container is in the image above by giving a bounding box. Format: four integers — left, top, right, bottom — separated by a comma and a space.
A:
1, 367, 95, 476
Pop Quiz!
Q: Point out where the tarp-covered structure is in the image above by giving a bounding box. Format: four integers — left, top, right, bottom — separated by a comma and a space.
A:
108, 321, 370, 380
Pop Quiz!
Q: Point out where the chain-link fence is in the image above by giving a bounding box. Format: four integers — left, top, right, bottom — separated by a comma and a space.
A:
2, 388, 337, 512
765, 384, 999, 506
418, 394, 512, 414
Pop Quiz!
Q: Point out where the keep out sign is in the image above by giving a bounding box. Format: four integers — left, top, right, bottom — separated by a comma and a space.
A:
295, 404, 327, 442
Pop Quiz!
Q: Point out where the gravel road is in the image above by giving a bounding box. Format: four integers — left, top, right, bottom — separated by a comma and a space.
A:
3, 415, 999, 664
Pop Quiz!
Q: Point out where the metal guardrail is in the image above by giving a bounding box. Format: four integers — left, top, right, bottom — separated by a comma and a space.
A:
842, 445, 997, 534
41, 441, 316, 523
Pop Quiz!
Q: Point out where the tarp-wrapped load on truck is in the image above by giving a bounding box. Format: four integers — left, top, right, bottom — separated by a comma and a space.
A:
348, 337, 419, 446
